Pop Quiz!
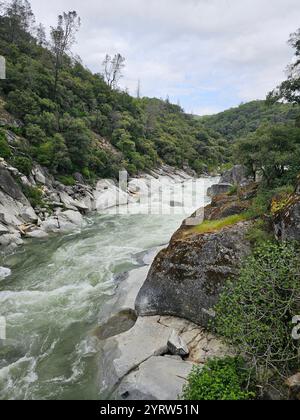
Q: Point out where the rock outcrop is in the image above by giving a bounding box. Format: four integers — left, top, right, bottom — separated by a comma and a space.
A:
136, 221, 252, 327
135, 184, 256, 327
273, 179, 300, 241
208, 165, 250, 198
219, 165, 249, 186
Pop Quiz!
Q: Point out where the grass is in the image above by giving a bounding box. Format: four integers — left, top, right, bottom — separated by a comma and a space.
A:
189, 213, 250, 235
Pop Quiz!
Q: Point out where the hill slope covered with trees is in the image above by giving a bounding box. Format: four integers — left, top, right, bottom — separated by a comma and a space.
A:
0, 0, 229, 182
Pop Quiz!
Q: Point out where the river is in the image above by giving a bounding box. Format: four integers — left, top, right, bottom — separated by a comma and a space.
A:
0, 176, 216, 400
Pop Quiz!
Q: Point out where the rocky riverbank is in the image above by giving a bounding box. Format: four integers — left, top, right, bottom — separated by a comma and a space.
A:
0, 157, 193, 255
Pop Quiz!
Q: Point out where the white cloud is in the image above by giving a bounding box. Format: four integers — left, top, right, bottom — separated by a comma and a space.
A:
29, 0, 300, 112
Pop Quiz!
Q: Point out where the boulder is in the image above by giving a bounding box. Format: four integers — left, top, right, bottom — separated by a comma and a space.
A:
167, 330, 189, 357
94, 186, 129, 211
207, 183, 233, 197
115, 356, 194, 400
99, 316, 171, 395
220, 165, 248, 186
0, 168, 27, 203
20, 207, 38, 224
136, 221, 252, 327
41, 210, 83, 233
32, 165, 46, 185
59, 191, 89, 212
25, 229, 49, 239
286, 373, 300, 400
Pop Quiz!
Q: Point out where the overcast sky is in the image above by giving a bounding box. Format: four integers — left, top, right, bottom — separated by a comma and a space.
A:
30, 0, 300, 115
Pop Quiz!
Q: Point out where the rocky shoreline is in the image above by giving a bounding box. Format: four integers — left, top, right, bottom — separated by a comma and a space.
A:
0, 158, 194, 256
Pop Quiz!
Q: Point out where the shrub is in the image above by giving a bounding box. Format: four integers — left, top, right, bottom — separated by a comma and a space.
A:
57, 175, 76, 186
214, 241, 300, 384
0, 130, 11, 159
182, 357, 255, 401
22, 185, 43, 208
12, 156, 33, 176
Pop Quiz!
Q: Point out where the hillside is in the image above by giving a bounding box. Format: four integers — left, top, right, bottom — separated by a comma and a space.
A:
200, 100, 299, 141
0, 2, 229, 182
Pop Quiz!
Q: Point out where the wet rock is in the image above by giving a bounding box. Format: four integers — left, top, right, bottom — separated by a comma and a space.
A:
0, 233, 23, 253
25, 229, 49, 239
115, 356, 195, 400
167, 330, 189, 357
0, 266, 11, 279
136, 221, 252, 327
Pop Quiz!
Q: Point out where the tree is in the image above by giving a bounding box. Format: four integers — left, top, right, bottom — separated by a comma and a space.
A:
4, 0, 35, 43
268, 29, 300, 105
36, 23, 47, 46
102, 53, 125, 89
50, 11, 81, 99
235, 124, 300, 186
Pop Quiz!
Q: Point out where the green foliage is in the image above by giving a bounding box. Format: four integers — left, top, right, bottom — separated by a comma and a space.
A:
0, 129, 11, 158
22, 185, 43, 207
245, 219, 274, 246
57, 175, 76, 186
191, 213, 250, 235
214, 241, 300, 383
12, 155, 32, 175
182, 357, 255, 401
201, 100, 299, 141
0, 2, 228, 179
235, 124, 300, 187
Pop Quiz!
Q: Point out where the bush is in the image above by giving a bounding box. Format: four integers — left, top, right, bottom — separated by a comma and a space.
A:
182, 357, 255, 401
0, 130, 11, 159
12, 156, 33, 176
57, 175, 76, 186
22, 185, 43, 208
214, 241, 300, 384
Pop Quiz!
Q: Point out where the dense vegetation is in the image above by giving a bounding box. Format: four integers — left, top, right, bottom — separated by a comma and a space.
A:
201, 100, 299, 142
214, 242, 300, 389
0, 0, 228, 182
182, 357, 255, 401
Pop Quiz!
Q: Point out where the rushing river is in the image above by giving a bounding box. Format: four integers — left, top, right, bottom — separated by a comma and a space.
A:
0, 177, 217, 400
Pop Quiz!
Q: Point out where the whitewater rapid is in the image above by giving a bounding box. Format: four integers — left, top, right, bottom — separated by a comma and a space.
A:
0, 177, 217, 400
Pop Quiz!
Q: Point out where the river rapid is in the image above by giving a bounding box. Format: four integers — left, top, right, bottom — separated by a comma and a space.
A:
0, 176, 217, 400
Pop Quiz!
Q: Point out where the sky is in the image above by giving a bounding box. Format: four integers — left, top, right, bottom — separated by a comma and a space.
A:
29, 0, 300, 115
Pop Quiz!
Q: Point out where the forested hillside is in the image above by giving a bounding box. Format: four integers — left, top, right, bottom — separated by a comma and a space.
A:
200, 100, 299, 141
0, 0, 229, 182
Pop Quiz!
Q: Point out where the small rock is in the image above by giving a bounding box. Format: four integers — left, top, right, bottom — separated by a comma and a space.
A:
167, 330, 189, 356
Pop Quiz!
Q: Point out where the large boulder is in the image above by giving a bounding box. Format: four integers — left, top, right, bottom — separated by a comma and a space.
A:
220, 165, 248, 186
136, 221, 252, 327
0, 167, 27, 203
207, 183, 232, 197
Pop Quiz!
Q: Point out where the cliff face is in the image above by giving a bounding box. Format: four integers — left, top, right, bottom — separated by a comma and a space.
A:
136, 183, 256, 327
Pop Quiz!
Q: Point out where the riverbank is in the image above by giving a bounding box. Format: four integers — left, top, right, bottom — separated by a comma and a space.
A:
0, 167, 217, 399
0, 157, 197, 256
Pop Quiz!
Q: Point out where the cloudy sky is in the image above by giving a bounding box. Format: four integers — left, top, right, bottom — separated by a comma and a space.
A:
30, 0, 300, 115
